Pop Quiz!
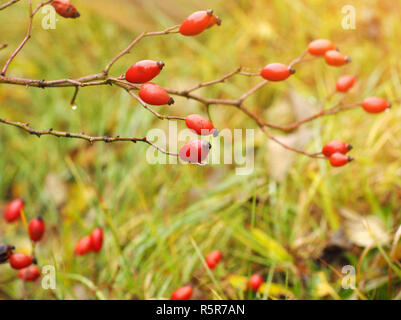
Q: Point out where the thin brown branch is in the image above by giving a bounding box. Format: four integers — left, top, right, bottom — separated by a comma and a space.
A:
0, 0, 20, 10
1, 0, 52, 75
0, 117, 179, 156
103, 25, 180, 74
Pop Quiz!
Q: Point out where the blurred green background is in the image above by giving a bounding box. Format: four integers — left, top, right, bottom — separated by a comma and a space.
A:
1, 0, 401, 299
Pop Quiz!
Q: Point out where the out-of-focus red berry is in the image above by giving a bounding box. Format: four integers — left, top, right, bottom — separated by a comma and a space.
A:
170, 286, 193, 300
205, 250, 222, 269
28, 217, 45, 242
4, 199, 24, 223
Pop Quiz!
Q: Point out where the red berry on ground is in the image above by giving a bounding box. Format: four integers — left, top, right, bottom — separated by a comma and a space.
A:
260, 63, 294, 82
170, 286, 193, 300
90, 228, 103, 252
139, 83, 174, 106
18, 266, 41, 281
125, 60, 164, 84
307, 39, 336, 56
28, 217, 45, 242
179, 10, 214, 36
336, 75, 357, 92
329, 152, 353, 167
179, 140, 211, 164
51, 0, 80, 19
322, 140, 352, 157
185, 114, 216, 136
324, 50, 350, 66
361, 97, 391, 114
74, 236, 92, 256
4, 199, 24, 223
247, 274, 264, 292
9, 253, 35, 270
205, 250, 222, 269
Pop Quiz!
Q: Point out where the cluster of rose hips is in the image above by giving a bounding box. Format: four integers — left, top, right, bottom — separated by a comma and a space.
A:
1, 199, 44, 282
2, 198, 104, 285
170, 249, 264, 300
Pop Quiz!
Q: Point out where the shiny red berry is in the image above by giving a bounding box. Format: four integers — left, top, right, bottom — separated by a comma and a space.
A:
185, 114, 216, 136
260, 63, 294, 81
361, 97, 390, 114
307, 39, 336, 56
90, 228, 103, 253
125, 60, 164, 84
329, 152, 353, 167
18, 266, 40, 281
51, 0, 80, 18
74, 236, 92, 256
336, 75, 357, 92
139, 83, 174, 106
322, 140, 352, 157
4, 199, 24, 223
324, 50, 350, 66
9, 253, 35, 270
179, 140, 211, 164
247, 274, 264, 292
207, 14, 221, 29
205, 250, 222, 269
170, 286, 193, 300
179, 10, 214, 36
28, 217, 45, 242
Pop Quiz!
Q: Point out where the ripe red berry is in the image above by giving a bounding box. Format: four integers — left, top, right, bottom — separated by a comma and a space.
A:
322, 140, 352, 157
179, 10, 214, 36
170, 286, 193, 300
139, 83, 174, 106
90, 228, 103, 253
18, 266, 40, 281
185, 114, 217, 136
51, 0, 80, 18
179, 140, 211, 164
260, 63, 294, 81
329, 152, 353, 167
4, 199, 24, 223
324, 50, 350, 66
247, 274, 264, 292
205, 250, 222, 269
28, 217, 45, 242
307, 39, 336, 56
207, 14, 221, 29
9, 253, 35, 270
336, 75, 357, 92
125, 60, 164, 84
74, 236, 92, 256
361, 97, 391, 114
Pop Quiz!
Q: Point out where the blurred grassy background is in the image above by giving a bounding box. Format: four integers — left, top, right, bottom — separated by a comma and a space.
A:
1, 0, 401, 299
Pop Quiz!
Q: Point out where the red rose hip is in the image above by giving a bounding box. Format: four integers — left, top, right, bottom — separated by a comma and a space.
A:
9, 253, 35, 270
90, 228, 103, 252
74, 236, 92, 256
324, 50, 350, 66
18, 266, 41, 281
179, 10, 214, 36
322, 140, 352, 157
247, 274, 264, 292
307, 39, 336, 56
179, 140, 211, 164
139, 83, 174, 106
336, 75, 357, 92
125, 60, 164, 84
329, 152, 353, 167
260, 63, 294, 81
185, 114, 216, 136
28, 217, 45, 242
170, 285, 193, 300
361, 97, 390, 114
4, 199, 24, 223
51, 0, 80, 18
205, 250, 222, 269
